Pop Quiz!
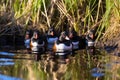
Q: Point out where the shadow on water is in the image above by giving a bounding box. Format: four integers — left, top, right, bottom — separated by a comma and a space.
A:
0, 48, 120, 80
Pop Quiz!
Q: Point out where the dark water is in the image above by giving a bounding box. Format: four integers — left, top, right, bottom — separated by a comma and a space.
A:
0, 49, 120, 80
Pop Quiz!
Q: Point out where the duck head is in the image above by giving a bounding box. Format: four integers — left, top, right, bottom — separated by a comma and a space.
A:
25, 30, 31, 39
88, 30, 94, 40
59, 31, 69, 42
68, 31, 77, 39
32, 30, 40, 39
48, 28, 55, 36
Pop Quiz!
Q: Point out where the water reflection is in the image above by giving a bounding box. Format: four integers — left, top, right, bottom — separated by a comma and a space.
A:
0, 52, 15, 56
0, 52, 21, 80
0, 49, 120, 80
91, 68, 104, 77
0, 60, 14, 66
0, 74, 21, 80
0, 52, 15, 66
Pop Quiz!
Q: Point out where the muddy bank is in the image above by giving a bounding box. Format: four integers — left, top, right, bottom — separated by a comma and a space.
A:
0, 35, 25, 51
96, 26, 120, 54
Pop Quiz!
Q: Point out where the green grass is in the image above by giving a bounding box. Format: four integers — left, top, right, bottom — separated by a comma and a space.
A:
0, 0, 119, 40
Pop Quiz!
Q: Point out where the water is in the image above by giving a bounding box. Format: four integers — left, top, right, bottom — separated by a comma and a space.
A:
0, 48, 120, 80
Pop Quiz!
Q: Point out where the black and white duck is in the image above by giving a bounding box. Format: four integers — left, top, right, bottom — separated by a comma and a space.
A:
47, 28, 58, 50
30, 30, 45, 53
24, 30, 32, 50
86, 30, 95, 48
68, 31, 80, 50
53, 31, 72, 56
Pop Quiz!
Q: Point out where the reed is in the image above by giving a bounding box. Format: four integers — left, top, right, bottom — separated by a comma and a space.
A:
94, 0, 119, 43
0, 0, 119, 40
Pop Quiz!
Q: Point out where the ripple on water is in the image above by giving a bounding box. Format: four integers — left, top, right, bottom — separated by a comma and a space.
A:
0, 74, 22, 80
0, 58, 13, 61
0, 52, 15, 66
0, 61, 14, 66
92, 72, 104, 77
91, 67, 104, 77
0, 52, 21, 80
0, 52, 15, 56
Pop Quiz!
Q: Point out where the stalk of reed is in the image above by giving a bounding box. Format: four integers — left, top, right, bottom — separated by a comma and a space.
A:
0, 0, 119, 41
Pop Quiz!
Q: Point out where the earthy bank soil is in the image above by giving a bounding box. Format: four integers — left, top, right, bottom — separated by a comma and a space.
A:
96, 26, 120, 55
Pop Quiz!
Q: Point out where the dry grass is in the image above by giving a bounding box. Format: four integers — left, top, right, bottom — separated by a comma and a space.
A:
0, 0, 120, 41
100, 6, 120, 42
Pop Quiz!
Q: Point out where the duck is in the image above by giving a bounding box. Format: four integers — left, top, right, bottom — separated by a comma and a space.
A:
24, 30, 32, 50
68, 30, 80, 50
30, 30, 45, 53
47, 28, 58, 50
85, 30, 95, 48
53, 31, 72, 56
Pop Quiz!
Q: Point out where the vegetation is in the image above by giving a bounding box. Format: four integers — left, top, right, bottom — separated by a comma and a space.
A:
0, 0, 120, 41
1, 50, 120, 80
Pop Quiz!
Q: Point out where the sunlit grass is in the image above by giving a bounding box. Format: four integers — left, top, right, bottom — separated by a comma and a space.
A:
0, 0, 120, 40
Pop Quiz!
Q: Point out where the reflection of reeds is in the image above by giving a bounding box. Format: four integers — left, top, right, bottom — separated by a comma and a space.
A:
1, 50, 120, 79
